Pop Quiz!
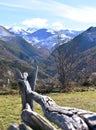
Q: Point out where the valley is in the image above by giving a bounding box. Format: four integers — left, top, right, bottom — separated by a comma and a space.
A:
0, 25, 96, 92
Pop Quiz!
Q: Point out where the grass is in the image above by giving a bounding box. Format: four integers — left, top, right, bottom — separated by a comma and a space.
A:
47, 91, 96, 112
1, 90, 96, 130
0, 94, 21, 130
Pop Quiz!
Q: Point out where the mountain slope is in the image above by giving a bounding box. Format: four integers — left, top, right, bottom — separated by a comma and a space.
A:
46, 26, 96, 80
0, 25, 40, 63
0, 25, 53, 88
0, 25, 39, 79
0, 25, 14, 37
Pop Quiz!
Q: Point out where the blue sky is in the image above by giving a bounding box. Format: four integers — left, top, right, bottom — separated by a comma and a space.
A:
0, 0, 96, 30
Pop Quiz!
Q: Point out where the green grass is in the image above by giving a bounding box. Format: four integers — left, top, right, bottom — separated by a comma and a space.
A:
47, 91, 96, 112
1, 90, 96, 130
0, 94, 21, 130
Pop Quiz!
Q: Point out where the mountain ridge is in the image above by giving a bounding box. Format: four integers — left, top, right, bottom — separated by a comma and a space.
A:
8, 26, 83, 51
46, 26, 96, 81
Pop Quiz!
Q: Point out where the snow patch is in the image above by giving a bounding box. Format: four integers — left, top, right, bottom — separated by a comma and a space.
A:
46, 29, 55, 34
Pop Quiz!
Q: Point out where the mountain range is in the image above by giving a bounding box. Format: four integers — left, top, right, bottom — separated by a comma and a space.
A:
0, 25, 96, 88
9, 26, 82, 51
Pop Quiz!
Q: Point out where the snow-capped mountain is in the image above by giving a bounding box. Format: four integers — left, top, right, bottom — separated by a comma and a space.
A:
0, 25, 14, 37
0, 25, 15, 42
26, 27, 37, 33
23, 28, 58, 46
9, 26, 28, 36
8, 26, 83, 50
35, 33, 72, 50
60, 29, 83, 38
27, 28, 56, 40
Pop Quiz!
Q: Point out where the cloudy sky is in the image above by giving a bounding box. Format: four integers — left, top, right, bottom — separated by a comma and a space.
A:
0, 0, 96, 30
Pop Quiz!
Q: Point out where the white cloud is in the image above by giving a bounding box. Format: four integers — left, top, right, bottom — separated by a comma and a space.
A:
22, 18, 48, 28
51, 22, 64, 30
0, 1, 25, 8
1, 0, 96, 23
56, 5, 96, 23
22, 18, 65, 30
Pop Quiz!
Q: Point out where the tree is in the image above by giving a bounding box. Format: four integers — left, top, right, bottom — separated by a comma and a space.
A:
53, 34, 77, 91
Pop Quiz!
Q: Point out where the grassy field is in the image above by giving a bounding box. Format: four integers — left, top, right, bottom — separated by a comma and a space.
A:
1, 90, 96, 130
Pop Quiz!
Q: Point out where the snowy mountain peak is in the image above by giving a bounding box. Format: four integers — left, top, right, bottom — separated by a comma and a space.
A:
86, 26, 96, 32
46, 29, 56, 34
26, 27, 37, 33
60, 29, 82, 38
9, 26, 23, 33
8, 26, 83, 50
9, 26, 28, 36
0, 25, 14, 37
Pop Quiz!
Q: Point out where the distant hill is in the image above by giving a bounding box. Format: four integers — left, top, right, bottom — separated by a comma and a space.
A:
0, 25, 53, 88
0, 26, 35, 86
0, 25, 41, 63
46, 26, 96, 81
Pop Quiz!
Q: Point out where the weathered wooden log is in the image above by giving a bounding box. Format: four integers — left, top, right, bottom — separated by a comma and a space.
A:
21, 103, 56, 130
19, 123, 33, 130
7, 123, 32, 130
28, 65, 38, 111
18, 66, 38, 110
18, 70, 57, 130
7, 124, 19, 130
18, 71, 96, 130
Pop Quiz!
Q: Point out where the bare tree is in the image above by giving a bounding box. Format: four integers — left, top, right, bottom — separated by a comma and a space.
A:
53, 34, 77, 91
